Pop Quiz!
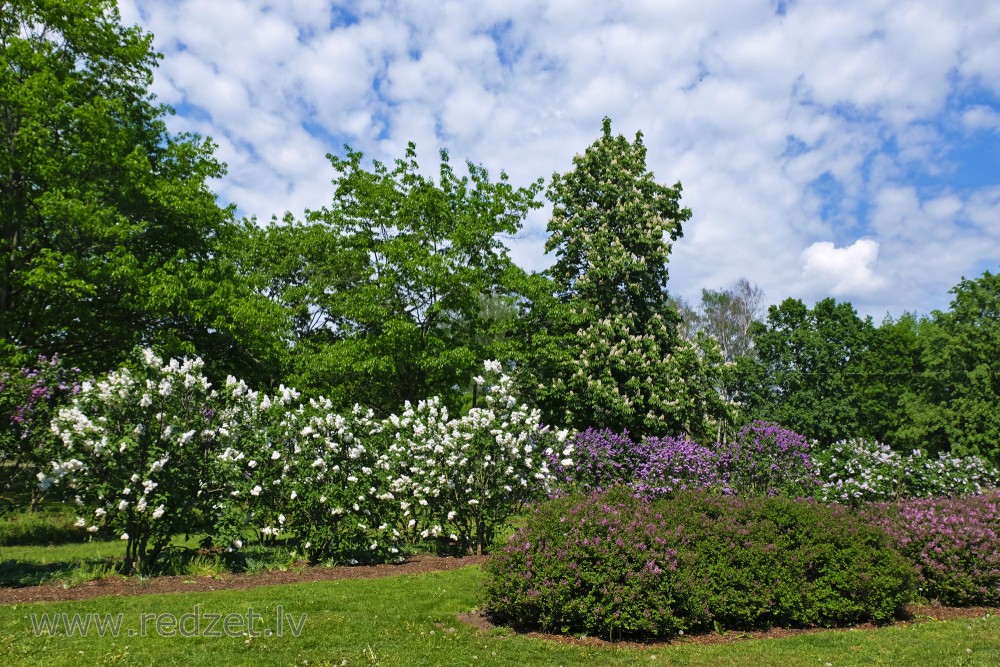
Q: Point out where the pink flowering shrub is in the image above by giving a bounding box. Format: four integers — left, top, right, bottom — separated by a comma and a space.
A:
863, 491, 1000, 606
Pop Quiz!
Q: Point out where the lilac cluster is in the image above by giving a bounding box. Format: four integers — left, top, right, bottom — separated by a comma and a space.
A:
718, 421, 818, 497
551, 422, 817, 500
548, 428, 721, 498
863, 491, 1000, 606
633, 436, 721, 498
547, 428, 643, 493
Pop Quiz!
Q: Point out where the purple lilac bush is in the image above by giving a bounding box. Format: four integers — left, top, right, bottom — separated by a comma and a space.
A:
718, 420, 817, 497
633, 436, 721, 497
549, 428, 721, 498
863, 491, 1000, 606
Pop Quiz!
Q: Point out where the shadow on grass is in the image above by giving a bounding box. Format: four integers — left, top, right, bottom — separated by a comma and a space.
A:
0, 557, 121, 588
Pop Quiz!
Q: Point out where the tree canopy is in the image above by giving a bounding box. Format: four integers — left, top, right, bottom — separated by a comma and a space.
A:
248, 144, 542, 414
515, 118, 729, 441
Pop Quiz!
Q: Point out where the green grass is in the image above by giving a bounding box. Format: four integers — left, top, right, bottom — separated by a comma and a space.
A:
0, 566, 997, 666
0, 535, 306, 588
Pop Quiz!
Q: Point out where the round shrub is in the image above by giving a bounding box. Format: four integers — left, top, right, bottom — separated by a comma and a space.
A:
483, 490, 914, 640
863, 491, 1000, 606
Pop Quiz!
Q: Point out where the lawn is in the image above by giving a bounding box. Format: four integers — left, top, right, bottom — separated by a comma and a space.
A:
0, 565, 997, 666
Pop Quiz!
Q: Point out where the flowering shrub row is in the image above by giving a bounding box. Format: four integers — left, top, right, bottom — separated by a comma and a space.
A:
483, 489, 914, 639
42, 350, 567, 573
551, 426, 999, 503
863, 492, 1000, 606
813, 438, 1000, 504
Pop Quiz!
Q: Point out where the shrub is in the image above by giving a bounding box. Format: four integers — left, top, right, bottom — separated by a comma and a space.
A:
863, 492, 1000, 606
813, 438, 906, 504
386, 364, 567, 555
550, 430, 721, 498
483, 490, 914, 639
632, 436, 721, 498
0, 355, 81, 511
548, 428, 641, 493
812, 439, 1000, 505
45, 349, 219, 574
901, 451, 1000, 499
719, 421, 816, 497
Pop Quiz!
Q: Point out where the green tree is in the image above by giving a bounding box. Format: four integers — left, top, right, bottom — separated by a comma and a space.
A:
738, 297, 875, 447
0, 0, 284, 382
854, 312, 925, 447
517, 118, 729, 440
269, 144, 542, 414
899, 271, 1000, 461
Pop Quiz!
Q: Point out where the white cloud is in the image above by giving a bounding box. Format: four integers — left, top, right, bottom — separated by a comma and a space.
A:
129, 0, 1000, 319
800, 240, 885, 297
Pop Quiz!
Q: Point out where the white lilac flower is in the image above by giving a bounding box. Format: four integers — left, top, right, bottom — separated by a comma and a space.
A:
120, 532, 129, 540
250, 485, 262, 496
152, 505, 165, 519
73, 517, 86, 528
271, 451, 281, 461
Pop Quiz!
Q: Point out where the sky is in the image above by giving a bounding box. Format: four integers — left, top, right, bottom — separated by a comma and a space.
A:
120, 0, 1000, 321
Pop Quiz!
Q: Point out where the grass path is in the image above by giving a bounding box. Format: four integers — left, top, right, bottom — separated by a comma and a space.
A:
0, 566, 997, 666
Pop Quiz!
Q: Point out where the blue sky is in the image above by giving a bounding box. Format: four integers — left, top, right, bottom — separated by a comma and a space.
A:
121, 0, 1000, 320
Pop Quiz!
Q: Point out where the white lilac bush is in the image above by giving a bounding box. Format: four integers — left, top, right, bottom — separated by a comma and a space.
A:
44, 350, 218, 574
280, 400, 402, 563
386, 363, 570, 554
813, 439, 906, 503
212, 377, 301, 548
813, 438, 1000, 505
43, 351, 567, 570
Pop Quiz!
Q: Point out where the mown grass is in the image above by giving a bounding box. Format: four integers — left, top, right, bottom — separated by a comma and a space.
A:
0, 535, 304, 588
0, 566, 997, 666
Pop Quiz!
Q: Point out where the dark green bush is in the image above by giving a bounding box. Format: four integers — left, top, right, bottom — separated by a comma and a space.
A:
483, 490, 914, 640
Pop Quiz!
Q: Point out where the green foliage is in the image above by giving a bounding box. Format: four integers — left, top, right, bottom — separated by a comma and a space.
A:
484, 490, 915, 640
517, 118, 729, 440
0, 0, 286, 383
261, 144, 542, 413
737, 298, 876, 447
898, 271, 1000, 462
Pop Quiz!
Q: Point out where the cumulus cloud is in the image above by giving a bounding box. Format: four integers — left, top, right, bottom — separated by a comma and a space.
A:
126, 0, 1000, 318
800, 240, 886, 297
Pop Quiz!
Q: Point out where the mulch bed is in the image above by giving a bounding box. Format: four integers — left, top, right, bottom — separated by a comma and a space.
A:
1, 556, 994, 650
